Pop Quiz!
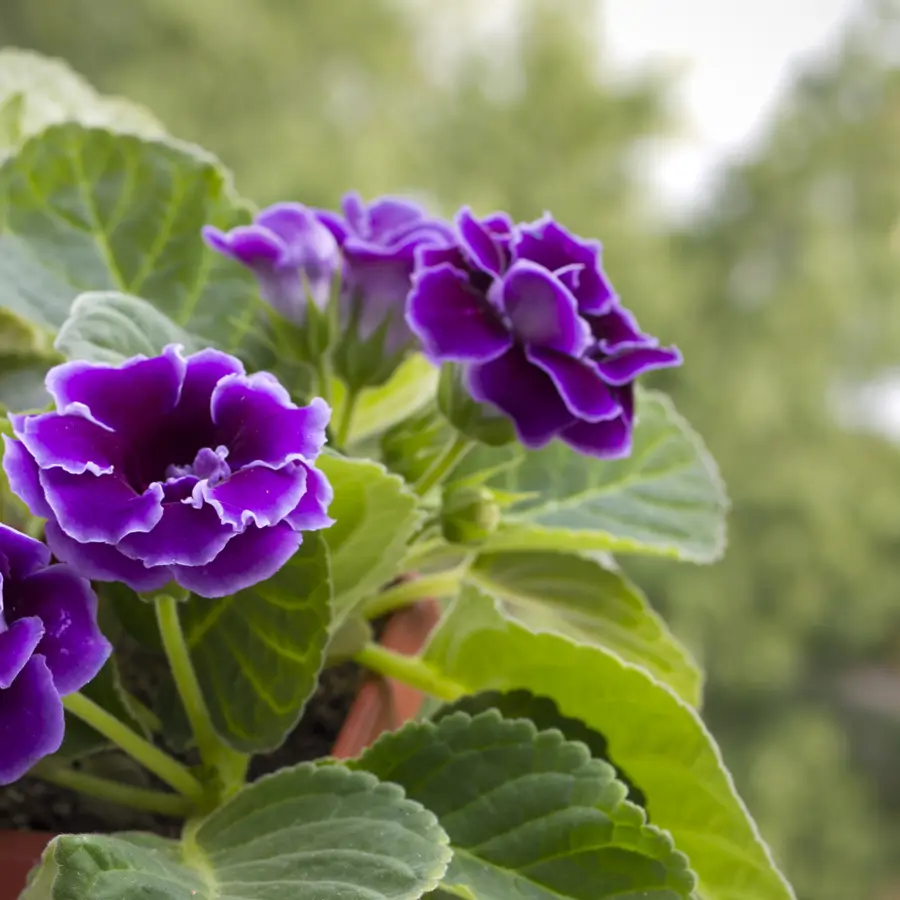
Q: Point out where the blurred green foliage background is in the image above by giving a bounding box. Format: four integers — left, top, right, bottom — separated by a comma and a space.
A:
3, 0, 900, 896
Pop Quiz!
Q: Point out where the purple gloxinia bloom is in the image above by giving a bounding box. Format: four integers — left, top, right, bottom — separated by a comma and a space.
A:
202, 203, 340, 325
407, 209, 682, 458
0, 524, 110, 784
316, 192, 455, 354
3, 346, 334, 599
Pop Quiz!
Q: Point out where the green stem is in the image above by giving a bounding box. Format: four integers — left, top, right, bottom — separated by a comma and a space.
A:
413, 436, 473, 496
353, 643, 465, 702
314, 353, 333, 408
335, 388, 359, 447
154, 594, 247, 791
32, 763, 193, 818
62, 692, 205, 803
363, 571, 462, 620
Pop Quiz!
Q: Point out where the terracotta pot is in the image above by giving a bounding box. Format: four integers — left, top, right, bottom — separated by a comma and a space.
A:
3, 599, 442, 897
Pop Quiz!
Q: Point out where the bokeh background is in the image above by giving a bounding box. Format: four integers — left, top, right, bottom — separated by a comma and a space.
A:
3, 1, 900, 896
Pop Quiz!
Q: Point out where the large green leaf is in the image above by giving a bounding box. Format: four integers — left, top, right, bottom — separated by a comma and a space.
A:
423, 586, 795, 900
55, 291, 204, 364
24, 763, 451, 900
483, 391, 728, 562
468, 549, 702, 705
0, 122, 262, 360
318, 454, 422, 620
179, 534, 332, 753
0, 48, 164, 156
354, 710, 696, 900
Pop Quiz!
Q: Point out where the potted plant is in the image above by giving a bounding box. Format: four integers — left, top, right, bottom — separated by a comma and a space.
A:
0, 50, 795, 900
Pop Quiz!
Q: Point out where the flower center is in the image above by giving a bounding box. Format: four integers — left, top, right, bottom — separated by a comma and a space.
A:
165, 446, 232, 486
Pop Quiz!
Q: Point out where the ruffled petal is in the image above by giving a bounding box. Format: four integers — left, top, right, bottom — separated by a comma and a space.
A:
407, 262, 512, 363
201, 224, 285, 268
526, 347, 622, 422
315, 210, 351, 245
365, 196, 430, 240
595, 346, 683, 386
177, 349, 245, 432
40, 468, 164, 544
0, 618, 44, 689
44, 521, 173, 593
559, 415, 633, 459
0, 523, 51, 580
212, 376, 330, 469
200, 463, 309, 530
468, 347, 574, 448
2, 436, 52, 518
10, 410, 119, 476
589, 304, 656, 354
457, 207, 506, 277
0, 656, 64, 784
501, 260, 591, 354
11, 567, 110, 695
45, 346, 186, 440
117, 500, 235, 568
170, 522, 303, 599
285, 464, 335, 532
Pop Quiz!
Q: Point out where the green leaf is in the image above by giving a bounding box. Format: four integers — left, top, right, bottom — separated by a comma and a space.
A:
0, 306, 57, 412
23, 763, 451, 900
0, 123, 263, 362
353, 710, 695, 900
179, 534, 333, 753
483, 391, 728, 562
424, 586, 795, 900
468, 549, 702, 705
318, 454, 422, 620
55, 291, 204, 363
0, 49, 165, 155
340, 353, 439, 444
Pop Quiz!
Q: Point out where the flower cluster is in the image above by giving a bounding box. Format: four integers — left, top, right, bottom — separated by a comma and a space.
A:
4, 346, 334, 599
0, 524, 109, 783
407, 209, 682, 458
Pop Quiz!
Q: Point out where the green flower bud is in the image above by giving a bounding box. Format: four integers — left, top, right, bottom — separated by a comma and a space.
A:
440, 485, 501, 545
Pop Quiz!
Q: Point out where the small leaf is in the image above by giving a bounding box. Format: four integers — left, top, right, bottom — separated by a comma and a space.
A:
468, 549, 702, 705
179, 534, 333, 753
318, 454, 422, 620
483, 391, 728, 562
55, 291, 205, 364
23, 763, 451, 900
423, 586, 796, 900
353, 710, 695, 900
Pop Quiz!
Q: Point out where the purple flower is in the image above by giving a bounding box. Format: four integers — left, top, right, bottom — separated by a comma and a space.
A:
3, 346, 334, 599
203, 203, 340, 325
407, 209, 682, 458
0, 524, 110, 784
316, 192, 455, 354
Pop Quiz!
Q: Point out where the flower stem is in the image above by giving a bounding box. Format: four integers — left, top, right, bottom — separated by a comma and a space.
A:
362, 571, 462, 620
62, 692, 205, 803
153, 594, 248, 794
353, 643, 465, 702
413, 436, 473, 496
335, 388, 359, 447
32, 762, 194, 818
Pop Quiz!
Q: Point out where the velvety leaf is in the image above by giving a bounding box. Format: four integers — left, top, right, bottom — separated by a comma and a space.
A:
318, 454, 422, 620
0, 306, 57, 412
55, 291, 204, 364
0, 122, 264, 364
484, 391, 728, 562
23, 763, 451, 900
423, 586, 795, 900
179, 534, 333, 752
0, 48, 164, 156
468, 549, 702, 705
354, 710, 695, 900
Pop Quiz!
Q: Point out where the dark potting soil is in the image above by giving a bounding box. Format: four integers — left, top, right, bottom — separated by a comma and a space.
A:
0, 662, 365, 837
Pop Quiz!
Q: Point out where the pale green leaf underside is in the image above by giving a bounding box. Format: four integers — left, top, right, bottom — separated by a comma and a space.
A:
424, 586, 795, 900
469, 549, 702, 706
24, 763, 451, 900
318, 455, 422, 621
180, 534, 333, 753
354, 709, 696, 900
484, 391, 728, 563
